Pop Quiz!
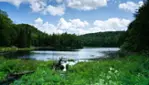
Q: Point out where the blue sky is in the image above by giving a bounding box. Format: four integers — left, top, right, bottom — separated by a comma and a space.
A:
0, 0, 144, 34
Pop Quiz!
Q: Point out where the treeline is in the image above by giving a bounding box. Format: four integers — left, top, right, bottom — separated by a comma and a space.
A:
0, 9, 126, 49
80, 31, 125, 47
121, 0, 149, 52
0, 9, 82, 49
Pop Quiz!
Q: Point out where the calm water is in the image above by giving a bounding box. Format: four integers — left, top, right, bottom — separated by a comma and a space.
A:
11, 47, 119, 61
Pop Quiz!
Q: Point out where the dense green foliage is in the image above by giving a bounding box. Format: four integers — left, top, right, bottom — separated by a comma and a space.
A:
0, 10, 13, 46
121, 0, 149, 52
4, 55, 147, 85
0, 9, 126, 49
0, 9, 82, 49
80, 31, 125, 47
0, 56, 53, 80
48, 33, 83, 49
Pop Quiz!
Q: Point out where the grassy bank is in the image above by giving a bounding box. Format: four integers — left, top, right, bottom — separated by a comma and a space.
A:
0, 55, 149, 85
0, 56, 53, 81
0, 47, 35, 52
0, 47, 80, 52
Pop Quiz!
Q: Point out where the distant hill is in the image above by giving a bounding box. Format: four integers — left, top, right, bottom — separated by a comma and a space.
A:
79, 31, 126, 47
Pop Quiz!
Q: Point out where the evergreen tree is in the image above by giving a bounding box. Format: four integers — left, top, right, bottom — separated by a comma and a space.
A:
121, 0, 149, 52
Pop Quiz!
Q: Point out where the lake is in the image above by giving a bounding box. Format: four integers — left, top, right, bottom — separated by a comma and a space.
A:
2, 47, 120, 61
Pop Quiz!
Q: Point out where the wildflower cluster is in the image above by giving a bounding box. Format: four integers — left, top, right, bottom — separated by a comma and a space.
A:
91, 67, 122, 85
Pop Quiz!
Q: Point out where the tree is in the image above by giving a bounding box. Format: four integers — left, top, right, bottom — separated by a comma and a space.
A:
15, 24, 32, 48
0, 10, 13, 46
0, 9, 83, 49
80, 31, 125, 47
121, 0, 149, 52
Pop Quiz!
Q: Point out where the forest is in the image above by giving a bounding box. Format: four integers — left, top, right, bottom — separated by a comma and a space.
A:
121, 0, 149, 52
0, 9, 125, 50
80, 31, 125, 47
0, 10, 82, 50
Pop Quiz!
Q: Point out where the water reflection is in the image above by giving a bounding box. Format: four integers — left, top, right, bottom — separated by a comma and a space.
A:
1, 48, 120, 61
30, 47, 120, 61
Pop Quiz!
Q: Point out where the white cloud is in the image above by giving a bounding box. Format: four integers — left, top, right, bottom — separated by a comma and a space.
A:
57, 18, 89, 29
33, 17, 89, 35
29, 0, 46, 12
57, 18, 89, 34
0, 0, 110, 16
92, 18, 131, 32
119, 1, 144, 13
0, 0, 45, 11
43, 5, 65, 16
0, 0, 65, 16
0, 0, 26, 7
33, 17, 131, 35
70, 19, 89, 28
33, 18, 63, 34
29, 0, 65, 16
67, 0, 108, 10
34, 17, 43, 24
57, 18, 72, 29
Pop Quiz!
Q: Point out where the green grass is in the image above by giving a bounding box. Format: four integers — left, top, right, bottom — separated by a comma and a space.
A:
12, 55, 149, 85
0, 55, 149, 85
0, 56, 53, 80
0, 47, 34, 52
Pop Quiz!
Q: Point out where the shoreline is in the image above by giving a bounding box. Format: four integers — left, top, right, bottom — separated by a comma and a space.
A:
0, 46, 84, 53
0, 47, 35, 52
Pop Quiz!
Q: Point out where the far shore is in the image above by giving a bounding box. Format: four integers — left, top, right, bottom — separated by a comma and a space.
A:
0, 46, 83, 52
0, 47, 35, 52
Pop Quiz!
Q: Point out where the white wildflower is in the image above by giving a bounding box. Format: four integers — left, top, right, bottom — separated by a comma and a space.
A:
114, 70, 118, 73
